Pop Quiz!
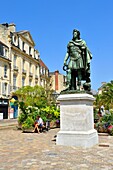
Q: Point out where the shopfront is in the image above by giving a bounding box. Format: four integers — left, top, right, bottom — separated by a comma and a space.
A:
0, 98, 8, 119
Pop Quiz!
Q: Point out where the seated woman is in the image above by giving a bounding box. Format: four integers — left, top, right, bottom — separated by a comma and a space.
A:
33, 115, 44, 133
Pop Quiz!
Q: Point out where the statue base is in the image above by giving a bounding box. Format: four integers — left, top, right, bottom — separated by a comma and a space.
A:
56, 93, 98, 148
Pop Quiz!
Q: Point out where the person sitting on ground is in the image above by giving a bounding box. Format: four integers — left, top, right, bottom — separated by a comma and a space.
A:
33, 115, 44, 133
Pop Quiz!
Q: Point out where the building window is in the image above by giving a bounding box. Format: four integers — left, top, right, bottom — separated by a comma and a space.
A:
29, 63, 32, 72
0, 44, 3, 56
41, 79, 43, 86
29, 46, 31, 55
4, 83, 7, 93
43, 68, 45, 75
4, 65, 7, 78
40, 66, 42, 75
14, 55, 17, 66
34, 50, 36, 59
4, 83, 7, 91
29, 80, 32, 86
35, 66, 38, 75
13, 75, 17, 90
4, 48, 8, 58
14, 36, 16, 43
0, 67, 1, 78
2, 82, 7, 95
35, 80, 38, 85
18, 36, 20, 48
22, 42, 25, 51
22, 59, 25, 69
22, 77, 25, 87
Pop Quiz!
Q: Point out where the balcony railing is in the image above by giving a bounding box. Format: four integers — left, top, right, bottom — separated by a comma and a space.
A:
13, 65, 18, 71
29, 72, 33, 77
35, 75, 38, 79
22, 69, 27, 74
0, 55, 10, 61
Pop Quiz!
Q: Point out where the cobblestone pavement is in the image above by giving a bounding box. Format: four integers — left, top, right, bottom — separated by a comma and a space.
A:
0, 128, 113, 170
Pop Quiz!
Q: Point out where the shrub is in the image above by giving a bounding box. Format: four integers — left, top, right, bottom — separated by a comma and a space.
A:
18, 113, 26, 125
22, 116, 34, 130
40, 106, 60, 121
18, 105, 40, 129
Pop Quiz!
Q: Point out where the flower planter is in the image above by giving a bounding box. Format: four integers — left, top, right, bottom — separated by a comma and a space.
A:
50, 120, 60, 128
107, 125, 113, 135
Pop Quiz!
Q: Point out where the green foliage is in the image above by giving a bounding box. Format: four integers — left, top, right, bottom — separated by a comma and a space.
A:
13, 84, 60, 130
54, 109, 60, 119
22, 116, 34, 130
100, 112, 113, 125
93, 109, 99, 120
94, 94, 103, 109
94, 81, 113, 110
109, 128, 113, 136
18, 105, 40, 129
95, 112, 113, 135
18, 113, 26, 125
12, 85, 48, 108
40, 106, 60, 121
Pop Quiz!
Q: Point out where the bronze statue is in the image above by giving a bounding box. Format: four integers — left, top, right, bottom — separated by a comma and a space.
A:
63, 29, 92, 92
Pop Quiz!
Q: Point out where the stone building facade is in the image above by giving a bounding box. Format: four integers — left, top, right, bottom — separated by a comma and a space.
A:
49, 70, 66, 95
0, 23, 49, 119
39, 59, 49, 88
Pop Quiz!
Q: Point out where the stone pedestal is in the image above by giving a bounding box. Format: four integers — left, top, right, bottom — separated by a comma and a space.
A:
56, 93, 98, 148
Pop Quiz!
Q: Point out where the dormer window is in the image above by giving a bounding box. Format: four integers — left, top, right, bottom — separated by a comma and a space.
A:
22, 42, 25, 52
29, 46, 32, 56
14, 36, 16, 43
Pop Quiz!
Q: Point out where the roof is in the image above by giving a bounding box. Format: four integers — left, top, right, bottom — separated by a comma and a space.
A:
14, 30, 35, 46
49, 71, 63, 75
39, 59, 49, 70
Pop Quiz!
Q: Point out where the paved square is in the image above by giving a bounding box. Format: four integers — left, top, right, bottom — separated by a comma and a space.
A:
0, 128, 113, 170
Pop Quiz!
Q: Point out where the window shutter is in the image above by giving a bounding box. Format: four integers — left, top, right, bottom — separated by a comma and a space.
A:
2, 82, 5, 95
0, 82, 1, 95
8, 84, 10, 95
0, 44, 3, 56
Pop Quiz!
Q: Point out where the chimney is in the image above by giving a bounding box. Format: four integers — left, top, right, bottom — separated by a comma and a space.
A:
55, 70, 59, 91
8, 23, 16, 32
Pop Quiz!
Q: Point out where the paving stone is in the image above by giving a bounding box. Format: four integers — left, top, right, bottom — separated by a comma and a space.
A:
0, 128, 113, 169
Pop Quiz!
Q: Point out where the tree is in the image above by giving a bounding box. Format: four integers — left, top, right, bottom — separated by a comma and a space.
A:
12, 84, 59, 130
12, 85, 48, 109
95, 81, 113, 110
100, 81, 113, 110
94, 94, 103, 109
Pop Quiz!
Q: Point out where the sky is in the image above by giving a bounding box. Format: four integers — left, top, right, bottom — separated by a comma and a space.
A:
1, 0, 113, 91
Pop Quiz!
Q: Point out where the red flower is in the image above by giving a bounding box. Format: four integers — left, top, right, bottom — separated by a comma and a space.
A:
108, 125, 113, 131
